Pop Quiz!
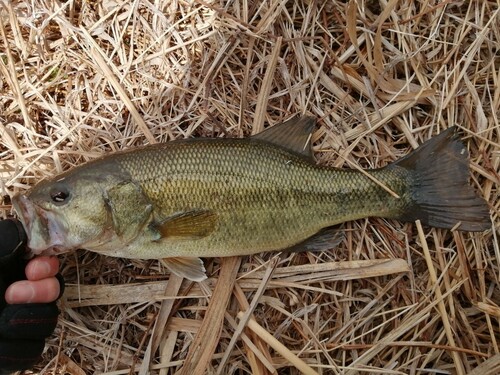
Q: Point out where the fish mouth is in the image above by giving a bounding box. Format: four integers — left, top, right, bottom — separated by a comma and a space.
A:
12, 194, 70, 257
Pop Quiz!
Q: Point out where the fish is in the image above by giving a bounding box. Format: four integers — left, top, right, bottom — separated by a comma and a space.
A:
12, 116, 490, 281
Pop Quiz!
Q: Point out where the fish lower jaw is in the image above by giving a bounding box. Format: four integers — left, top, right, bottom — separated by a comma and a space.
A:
30, 246, 71, 257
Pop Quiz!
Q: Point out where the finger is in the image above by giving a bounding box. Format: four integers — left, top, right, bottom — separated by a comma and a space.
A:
5, 278, 60, 304
25, 256, 60, 281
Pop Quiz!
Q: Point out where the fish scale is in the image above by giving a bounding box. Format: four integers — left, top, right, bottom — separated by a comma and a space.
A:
113, 138, 409, 258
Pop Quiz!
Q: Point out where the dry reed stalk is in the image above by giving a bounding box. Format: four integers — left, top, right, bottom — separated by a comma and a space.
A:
178, 257, 241, 375
237, 312, 319, 375
0, 0, 498, 374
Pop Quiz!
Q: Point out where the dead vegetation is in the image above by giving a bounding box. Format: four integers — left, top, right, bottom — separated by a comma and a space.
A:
0, 0, 499, 374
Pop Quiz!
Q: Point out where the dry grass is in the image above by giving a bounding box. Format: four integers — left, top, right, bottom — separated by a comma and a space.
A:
1, 0, 499, 374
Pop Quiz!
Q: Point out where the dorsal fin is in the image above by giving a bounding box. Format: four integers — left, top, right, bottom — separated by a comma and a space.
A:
252, 116, 316, 160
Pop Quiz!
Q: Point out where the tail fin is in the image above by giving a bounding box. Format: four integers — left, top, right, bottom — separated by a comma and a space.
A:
393, 127, 490, 232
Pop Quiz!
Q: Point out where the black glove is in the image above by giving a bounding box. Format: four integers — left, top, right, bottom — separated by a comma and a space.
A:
0, 219, 63, 373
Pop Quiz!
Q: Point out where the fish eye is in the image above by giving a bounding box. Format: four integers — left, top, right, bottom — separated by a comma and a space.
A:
50, 187, 71, 205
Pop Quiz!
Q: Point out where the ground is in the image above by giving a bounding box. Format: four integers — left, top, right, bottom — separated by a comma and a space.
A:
0, 1, 499, 374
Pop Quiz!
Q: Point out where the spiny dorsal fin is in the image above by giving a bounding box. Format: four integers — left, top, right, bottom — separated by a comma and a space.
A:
252, 116, 316, 160
156, 210, 218, 239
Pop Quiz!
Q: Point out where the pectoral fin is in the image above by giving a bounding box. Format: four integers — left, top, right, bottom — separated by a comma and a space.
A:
161, 257, 207, 281
156, 210, 217, 239
105, 182, 153, 244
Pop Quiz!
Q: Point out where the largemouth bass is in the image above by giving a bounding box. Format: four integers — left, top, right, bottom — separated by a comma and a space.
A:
12, 117, 490, 281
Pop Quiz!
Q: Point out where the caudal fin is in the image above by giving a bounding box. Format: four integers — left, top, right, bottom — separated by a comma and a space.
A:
393, 127, 490, 232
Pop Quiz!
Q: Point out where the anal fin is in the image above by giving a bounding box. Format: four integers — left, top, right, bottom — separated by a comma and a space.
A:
285, 227, 345, 253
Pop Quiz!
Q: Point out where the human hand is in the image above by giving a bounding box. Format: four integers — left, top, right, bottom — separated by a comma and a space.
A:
5, 256, 61, 304
0, 219, 63, 372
